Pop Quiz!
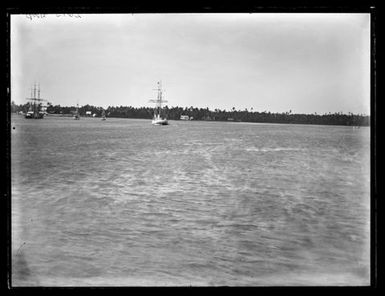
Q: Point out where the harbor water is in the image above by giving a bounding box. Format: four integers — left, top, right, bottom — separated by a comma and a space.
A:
11, 115, 370, 286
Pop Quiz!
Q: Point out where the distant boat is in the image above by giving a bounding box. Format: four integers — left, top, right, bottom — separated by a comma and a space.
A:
149, 81, 169, 126
73, 104, 80, 120
180, 115, 190, 120
25, 84, 46, 119
101, 110, 106, 121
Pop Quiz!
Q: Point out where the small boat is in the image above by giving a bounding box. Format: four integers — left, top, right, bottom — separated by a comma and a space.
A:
149, 81, 169, 126
180, 115, 190, 120
24, 84, 46, 119
152, 114, 168, 125
24, 109, 34, 119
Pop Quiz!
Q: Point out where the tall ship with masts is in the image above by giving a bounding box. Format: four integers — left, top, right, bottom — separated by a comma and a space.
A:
101, 109, 106, 121
73, 104, 80, 120
25, 84, 47, 119
149, 81, 169, 125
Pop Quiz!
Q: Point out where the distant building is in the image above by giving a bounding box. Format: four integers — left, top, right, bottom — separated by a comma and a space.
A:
180, 115, 190, 120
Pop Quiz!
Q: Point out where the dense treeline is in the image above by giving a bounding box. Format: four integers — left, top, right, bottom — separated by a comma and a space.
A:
11, 102, 370, 126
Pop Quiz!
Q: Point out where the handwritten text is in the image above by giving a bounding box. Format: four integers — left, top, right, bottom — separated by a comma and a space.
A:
25, 14, 82, 21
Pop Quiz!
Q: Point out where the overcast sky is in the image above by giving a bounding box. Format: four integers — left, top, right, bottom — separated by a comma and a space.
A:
11, 13, 370, 114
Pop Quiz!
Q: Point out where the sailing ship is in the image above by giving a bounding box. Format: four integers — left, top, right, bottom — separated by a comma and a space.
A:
25, 84, 47, 119
73, 104, 80, 120
101, 109, 106, 120
149, 81, 169, 125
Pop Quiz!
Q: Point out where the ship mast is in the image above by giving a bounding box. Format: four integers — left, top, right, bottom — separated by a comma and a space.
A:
33, 83, 37, 99
33, 83, 37, 118
157, 81, 162, 116
37, 84, 41, 118
29, 87, 33, 113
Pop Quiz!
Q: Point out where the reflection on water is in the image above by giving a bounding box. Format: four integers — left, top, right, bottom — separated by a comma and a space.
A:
11, 116, 370, 286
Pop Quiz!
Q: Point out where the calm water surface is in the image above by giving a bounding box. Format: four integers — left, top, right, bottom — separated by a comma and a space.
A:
11, 115, 370, 286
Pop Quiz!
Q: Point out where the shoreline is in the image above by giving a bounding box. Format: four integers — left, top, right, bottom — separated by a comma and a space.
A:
11, 113, 370, 128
